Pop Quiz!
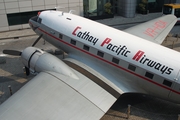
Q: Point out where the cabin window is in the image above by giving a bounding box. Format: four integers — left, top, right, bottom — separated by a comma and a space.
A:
128, 64, 136, 71
163, 79, 172, 87
70, 39, 76, 45
145, 72, 154, 79
83, 45, 90, 51
59, 34, 63, 39
112, 57, 119, 64
97, 51, 104, 57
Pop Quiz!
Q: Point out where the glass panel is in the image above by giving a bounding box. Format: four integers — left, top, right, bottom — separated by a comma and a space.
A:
163, 5, 172, 14
89, 0, 97, 16
97, 0, 103, 16
83, 0, 97, 17
175, 8, 180, 17
83, 0, 114, 19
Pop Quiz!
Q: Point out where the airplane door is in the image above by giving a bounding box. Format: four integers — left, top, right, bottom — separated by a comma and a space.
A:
168, 70, 180, 103
38, 16, 47, 41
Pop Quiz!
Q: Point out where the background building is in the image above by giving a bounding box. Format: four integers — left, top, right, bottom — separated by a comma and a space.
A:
83, 0, 114, 20
0, 0, 83, 32
0, 0, 180, 32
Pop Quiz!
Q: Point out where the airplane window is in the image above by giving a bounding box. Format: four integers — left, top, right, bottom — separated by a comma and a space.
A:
112, 57, 119, 64
70, 39, 76, 45
145, 72, 154, 79
128, 64, 136, 71
163, 79, 172, 87
83, 45, 90, 51
97, 51, 104, 57
59, 34, 63, 39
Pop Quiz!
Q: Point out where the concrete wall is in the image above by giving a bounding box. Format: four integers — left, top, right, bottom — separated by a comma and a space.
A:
0, 0, 83, 32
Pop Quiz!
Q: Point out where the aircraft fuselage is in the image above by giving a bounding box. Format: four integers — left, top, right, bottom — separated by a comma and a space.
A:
29, 10, 180, 103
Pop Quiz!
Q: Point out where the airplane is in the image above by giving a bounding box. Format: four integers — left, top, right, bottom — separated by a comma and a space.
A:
0, 10, 178, 120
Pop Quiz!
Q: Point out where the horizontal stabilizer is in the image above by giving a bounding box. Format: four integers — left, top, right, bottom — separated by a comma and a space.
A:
124, 15, 177, 44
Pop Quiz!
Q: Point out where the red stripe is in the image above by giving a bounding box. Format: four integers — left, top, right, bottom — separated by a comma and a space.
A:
38, 28, 180, 95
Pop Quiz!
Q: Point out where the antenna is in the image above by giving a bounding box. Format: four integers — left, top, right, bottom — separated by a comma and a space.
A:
55, 6, 65, 16
69, 10, 76, 14
55, 6, 59, 11
55, 6, 64, 11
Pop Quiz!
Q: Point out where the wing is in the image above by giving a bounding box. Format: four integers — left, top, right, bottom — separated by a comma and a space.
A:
64, 58, 147, 94
0, 69, 119, 120
124, 15, 177, 44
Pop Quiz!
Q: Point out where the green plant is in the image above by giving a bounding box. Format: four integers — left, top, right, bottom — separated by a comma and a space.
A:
104, 2, 112, 14
139, 3, 146, 11
142, 0, 148, 4
138, 0, 147, 12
